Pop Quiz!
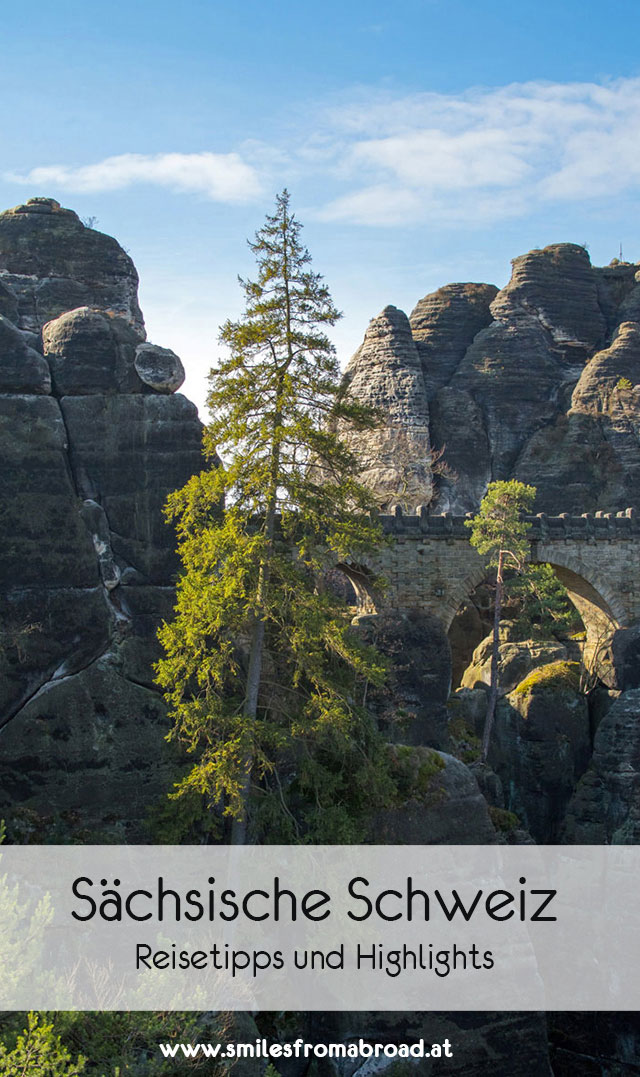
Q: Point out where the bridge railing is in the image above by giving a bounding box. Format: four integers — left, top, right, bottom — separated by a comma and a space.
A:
377, 505, 638, 540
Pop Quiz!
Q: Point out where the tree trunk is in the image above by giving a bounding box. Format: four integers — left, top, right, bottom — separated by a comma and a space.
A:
230, 381, 284, 844
231, 215, 293, 843
230, 611, 266, 845
230, 527, 274, 845
481, 548, 504, 763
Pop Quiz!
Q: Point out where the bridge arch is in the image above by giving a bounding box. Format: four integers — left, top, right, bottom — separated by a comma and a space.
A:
342, 511, 640, 659
531, 548, 625, 629
334, 561, 379, 614
355, 510, 640, 680
445, 554, 620, 657
445, 567, 493, 631
445, 557, 621, 687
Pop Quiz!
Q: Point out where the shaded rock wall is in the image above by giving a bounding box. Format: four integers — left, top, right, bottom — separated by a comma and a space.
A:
299, 1010, 552, 1076
0, 198, 204, 840
374, 748, 498, 844
562, 688, 640, 843
490, 668, 591, 843
362, 610, 451, 747
345, 245, 640, 515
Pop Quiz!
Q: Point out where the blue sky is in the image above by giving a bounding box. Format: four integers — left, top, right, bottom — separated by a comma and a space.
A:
3, 0, 640, 412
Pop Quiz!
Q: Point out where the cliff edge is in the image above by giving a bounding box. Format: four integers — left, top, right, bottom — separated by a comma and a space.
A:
0, 198, 204, 840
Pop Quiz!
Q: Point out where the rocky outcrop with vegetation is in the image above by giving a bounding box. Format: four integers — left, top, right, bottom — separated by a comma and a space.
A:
2, 198, 640, 1072
346, 243, 640, 514
562, 687, 640, 843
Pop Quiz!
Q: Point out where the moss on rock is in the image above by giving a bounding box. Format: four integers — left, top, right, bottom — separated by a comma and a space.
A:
512, 660, 581, 699
489, 806, 520, 833
387, 744, 446, 805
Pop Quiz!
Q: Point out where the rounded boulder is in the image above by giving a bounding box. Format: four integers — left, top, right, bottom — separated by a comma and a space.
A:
134, 343, 185, 393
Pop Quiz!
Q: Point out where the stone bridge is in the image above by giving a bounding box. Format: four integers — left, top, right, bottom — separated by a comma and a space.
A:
339, 507, 640, 648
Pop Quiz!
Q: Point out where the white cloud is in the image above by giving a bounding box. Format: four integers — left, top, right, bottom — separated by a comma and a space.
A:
7, 78, 640, 228
5, 151, 262, 203
319, 184, 423, 227
310, 78, 640, 226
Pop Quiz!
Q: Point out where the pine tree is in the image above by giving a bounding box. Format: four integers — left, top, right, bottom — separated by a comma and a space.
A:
156, 191, 387, 844
505, 563, 581, 640
466, 480, 537, 761
0, 1013, 85, 1076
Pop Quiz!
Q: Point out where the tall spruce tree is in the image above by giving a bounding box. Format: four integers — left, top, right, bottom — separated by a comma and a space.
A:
466, 480, 536, 761
156, 190, 387, 844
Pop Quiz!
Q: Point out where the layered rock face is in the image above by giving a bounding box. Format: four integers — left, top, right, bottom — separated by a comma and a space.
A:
363, 610, 452, 747
562, 688, 640, 843
490, 666, 591, 843
346, 245, 640, 514
0, 198, 203, 840
410, 281, 498, 398
340, 306, 433, 510
0, 196, 145, 335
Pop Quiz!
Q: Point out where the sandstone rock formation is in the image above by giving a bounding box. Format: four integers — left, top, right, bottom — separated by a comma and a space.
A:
345, 245, 640, 515
362, 610, 451, 747
340, 305, 433, 510
562, 688, 640, 843
409, 281, 497, 398
134, 342, 185, 393
0, 198, 204, 840
489, 663, 591, 843
373, 747, 497, 844
461, 629, 569, 696
0, 314, 51, 393
0, 197, 144, 334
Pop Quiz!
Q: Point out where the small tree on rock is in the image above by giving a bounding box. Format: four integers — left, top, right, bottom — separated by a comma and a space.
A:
466, 480, 536, 761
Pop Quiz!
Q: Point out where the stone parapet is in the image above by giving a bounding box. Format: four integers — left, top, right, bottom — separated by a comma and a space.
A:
378, 506, 638, 540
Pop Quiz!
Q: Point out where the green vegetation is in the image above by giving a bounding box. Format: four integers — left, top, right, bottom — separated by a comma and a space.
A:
144, 782, 222, 844
0, 1011, 222, 1076
447, 709, 482, 764
0, 1013, 85, 1076
387, 745, 446, 805
505, 563, 582, 640
466, 480, 537, 760
252, 709, 397, 843
155, 190, 390, 844
512, 660, 581, 699
616, 376, 633, 391
488, 806, 520, 833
